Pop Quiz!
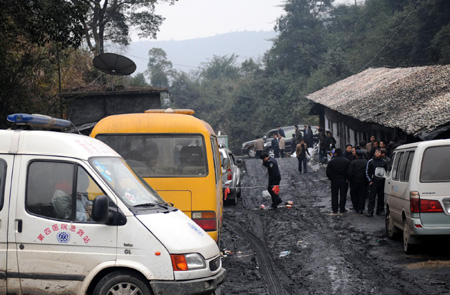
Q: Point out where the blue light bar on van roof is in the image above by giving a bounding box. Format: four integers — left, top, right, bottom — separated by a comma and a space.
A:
7, 113, 72, 129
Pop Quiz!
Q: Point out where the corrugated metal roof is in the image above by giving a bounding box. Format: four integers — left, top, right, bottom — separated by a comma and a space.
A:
306, 65, 450, 139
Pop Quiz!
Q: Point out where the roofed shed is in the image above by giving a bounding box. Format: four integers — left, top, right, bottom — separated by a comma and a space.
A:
306, 65, 450, 142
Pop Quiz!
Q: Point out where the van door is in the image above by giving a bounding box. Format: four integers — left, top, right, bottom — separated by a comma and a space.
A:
0, 155, 13, 293
386, 152, 405, 225
11, 157, 118, 294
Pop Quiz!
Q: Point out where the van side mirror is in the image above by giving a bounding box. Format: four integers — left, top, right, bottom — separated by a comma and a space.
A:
92, 195, 109, 223
235, 158, 243, 165
263, 136, 267, 140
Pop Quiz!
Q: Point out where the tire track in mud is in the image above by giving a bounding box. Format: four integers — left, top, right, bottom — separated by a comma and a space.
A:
225, 220, 288, 295
225, 158, 431, 294
268, 165, 428, 295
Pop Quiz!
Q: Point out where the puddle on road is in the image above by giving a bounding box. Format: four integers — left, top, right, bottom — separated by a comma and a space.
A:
405, 260, 450, 270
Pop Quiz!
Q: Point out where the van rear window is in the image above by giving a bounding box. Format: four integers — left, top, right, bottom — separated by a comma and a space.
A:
96, 134, 208, 177
421, 146, 450, 182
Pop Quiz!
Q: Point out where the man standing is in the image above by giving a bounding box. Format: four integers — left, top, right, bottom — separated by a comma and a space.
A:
365, 135, 376, 155
296, 139, 310, 173
271, 134, 280, 158
303, 125, 314, 148
294, 125, 303, 146
347, 149, 368, 214
318, 127, 326, 163
279, 135, 286, 158
365, 148, 388, 217
254, 136, 264, 159
326, 148, 350, 215
344, 144, 354, 161
260, 153, 282, 209
277, 126, 286, 138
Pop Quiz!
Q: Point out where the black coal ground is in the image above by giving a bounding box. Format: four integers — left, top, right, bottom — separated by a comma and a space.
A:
218, 157, 450, 295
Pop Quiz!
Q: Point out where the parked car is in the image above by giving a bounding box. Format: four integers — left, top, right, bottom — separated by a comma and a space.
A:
385, 139, 450, 253
241, 125, 319, 157
219, 148, 242, 205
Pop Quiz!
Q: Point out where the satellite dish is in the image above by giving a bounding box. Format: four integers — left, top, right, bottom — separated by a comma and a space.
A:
93, 53, 136, 76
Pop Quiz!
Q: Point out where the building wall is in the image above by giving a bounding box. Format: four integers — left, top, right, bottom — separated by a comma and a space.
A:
64, 90, 162, 126
322, 108, 409, 149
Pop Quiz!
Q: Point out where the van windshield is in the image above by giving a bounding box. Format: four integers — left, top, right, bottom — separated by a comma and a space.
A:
90, 157, 166, 207
421, 146, 450, 182
96, 134, 208, 178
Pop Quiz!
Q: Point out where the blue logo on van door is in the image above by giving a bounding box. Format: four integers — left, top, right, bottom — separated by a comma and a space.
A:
57, 231, 71, 243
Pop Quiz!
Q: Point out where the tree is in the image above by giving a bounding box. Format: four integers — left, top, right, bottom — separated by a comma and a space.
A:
265, 0, 333, 76
127, 73, 149, 87
0, 0, 92, 127
146, 48, 173, 88
2, 0, 88, 49
82, 0, 176, 55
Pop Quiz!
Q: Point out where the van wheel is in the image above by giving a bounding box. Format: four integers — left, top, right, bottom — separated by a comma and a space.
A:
403, 218, 415, 254
385, 208, 400, 239
248, 148, 256, 158
94, 271, 152, 295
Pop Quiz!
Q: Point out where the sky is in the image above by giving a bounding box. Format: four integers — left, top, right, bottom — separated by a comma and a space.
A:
136, 0, 358, 42
139, 0, 285, 41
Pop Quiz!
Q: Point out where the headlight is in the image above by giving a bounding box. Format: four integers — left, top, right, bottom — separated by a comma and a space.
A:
242, 143, 246, 148
171, 253, 206, 271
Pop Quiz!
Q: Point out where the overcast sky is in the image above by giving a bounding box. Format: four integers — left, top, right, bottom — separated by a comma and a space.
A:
135, 0, 357, 42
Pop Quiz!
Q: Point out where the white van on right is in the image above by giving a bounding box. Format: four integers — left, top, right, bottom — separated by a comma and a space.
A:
385, 139, 450, 253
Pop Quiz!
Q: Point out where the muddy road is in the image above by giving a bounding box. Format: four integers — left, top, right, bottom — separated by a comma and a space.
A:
219, 157, 450, 295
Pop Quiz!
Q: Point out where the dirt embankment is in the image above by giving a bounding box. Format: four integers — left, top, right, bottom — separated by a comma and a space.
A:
219, 157, 450, 295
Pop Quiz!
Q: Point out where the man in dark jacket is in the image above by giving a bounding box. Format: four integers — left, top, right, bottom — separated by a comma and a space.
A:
347, 149, 368, 214
260, 153, 282, 209
294, 125, 303, 146
365, 148, 388, 217
318, 128, 326, 163
326, 148, 350, 214
271, 134, 280, 158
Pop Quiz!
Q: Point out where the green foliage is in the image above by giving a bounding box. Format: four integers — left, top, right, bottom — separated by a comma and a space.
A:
83, 0, 175, 54
146, 48, 173, 88
168, 0, 450, 153
127, 73, 149, 87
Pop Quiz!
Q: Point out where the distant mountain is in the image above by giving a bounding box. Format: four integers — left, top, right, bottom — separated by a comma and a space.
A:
126, 31, 277, 75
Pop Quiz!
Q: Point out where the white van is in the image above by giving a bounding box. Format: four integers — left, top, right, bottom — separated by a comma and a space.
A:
385, 139, 450, 253
0, 115, 225, 294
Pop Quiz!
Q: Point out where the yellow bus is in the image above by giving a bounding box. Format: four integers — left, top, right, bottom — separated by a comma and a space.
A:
90, 109, 223, 242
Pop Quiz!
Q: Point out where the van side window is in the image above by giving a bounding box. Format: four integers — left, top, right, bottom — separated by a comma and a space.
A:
404, 151, 414, 182
421, 146, 450, 182
0, 160, 6, 211
391, 152, 403, 181
26, 161, 107, 222
397, 152, 410, 182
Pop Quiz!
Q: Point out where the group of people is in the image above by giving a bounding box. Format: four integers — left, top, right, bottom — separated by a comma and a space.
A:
258, 129, 400, 216
326, 136, 394, 216
257, 124, 316, 209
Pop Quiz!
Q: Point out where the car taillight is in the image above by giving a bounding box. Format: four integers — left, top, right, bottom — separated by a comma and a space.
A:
192, 211, 217, 231
410, 191, 420, 213
410, 191, 443, 213
227, 169, 232, 180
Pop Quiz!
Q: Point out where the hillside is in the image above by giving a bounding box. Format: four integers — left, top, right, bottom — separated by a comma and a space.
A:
126, 31, 277, 74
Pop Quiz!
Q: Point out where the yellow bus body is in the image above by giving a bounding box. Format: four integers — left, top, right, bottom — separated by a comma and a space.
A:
90, 111, 223, 242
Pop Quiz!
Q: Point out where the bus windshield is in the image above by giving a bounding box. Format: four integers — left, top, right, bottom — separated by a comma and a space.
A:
95, 134, 208, 178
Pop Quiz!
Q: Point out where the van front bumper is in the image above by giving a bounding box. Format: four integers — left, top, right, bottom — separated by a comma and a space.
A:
150, 268, 226, 295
